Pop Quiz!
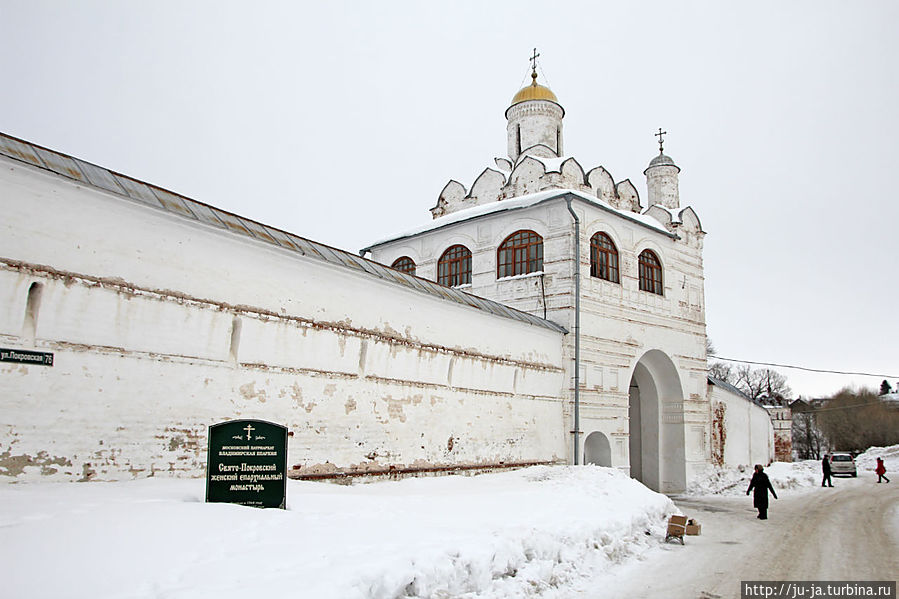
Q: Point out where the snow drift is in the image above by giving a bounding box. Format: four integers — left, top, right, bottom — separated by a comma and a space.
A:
0, 465, 674, 599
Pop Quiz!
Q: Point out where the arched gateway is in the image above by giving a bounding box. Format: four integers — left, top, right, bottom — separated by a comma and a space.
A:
628, 350, 686, 493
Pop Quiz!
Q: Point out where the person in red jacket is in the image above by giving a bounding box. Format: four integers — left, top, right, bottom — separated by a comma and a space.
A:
747, 464, 778, 519
875, 457, 890, 483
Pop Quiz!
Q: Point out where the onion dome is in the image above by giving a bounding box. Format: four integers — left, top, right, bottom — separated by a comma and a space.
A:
511, 71, 559, 106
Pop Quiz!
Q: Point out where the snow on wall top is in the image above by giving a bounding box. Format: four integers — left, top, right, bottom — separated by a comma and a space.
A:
363, 188, 678, 251
0, 131, 567, 334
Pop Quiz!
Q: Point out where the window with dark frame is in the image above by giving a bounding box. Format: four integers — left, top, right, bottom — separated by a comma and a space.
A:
437, 245, 472, 287
638, 249, 663, 295
497, 230, 543, 278
390, 256, 416, 275
590, 232, 619, 283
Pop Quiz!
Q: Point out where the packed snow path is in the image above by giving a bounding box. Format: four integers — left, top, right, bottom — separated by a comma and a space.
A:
587, 474, 899, 598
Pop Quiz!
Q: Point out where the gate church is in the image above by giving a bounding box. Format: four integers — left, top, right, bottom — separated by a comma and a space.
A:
1, 64, 712, 493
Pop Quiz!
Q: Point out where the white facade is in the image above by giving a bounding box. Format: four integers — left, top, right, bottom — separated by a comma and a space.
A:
0, 141, 568, 482
366, 73, 709, 493
709, 380, 775, 468
1, 69, 739, 493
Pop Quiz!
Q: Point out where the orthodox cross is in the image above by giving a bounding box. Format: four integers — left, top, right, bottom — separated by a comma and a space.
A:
530, 48, 540, 76
243, 423, 255, 441
655, 128, 667, 153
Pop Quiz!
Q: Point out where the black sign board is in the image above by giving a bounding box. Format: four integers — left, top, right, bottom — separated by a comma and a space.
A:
206, 419, 287, 509
0, 348, 53, 366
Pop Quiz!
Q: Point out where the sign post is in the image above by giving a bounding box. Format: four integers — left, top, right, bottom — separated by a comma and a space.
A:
206, 419, 287, 509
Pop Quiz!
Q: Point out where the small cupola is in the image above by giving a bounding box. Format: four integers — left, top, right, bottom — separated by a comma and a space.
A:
505, 50, 565, 162
644, 128, 681, 209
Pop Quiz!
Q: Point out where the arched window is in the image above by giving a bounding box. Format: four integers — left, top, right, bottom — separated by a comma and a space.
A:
497, 230, 543, 278
391, 256, 416, 275
638, 250, 663, 295
590, 232, 619, 283
437, 245, 472, 287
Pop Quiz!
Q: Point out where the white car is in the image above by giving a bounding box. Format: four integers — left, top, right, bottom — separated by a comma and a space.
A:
830, 452, 857, 477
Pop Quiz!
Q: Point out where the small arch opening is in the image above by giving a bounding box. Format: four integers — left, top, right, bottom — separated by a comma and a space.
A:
584, 431, 612, 467
23, 282, 44, 341
229, 316, 242, 364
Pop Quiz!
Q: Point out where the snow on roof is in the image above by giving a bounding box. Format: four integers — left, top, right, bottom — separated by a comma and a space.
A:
0, 131, 567, 335
363, 188, 676, 251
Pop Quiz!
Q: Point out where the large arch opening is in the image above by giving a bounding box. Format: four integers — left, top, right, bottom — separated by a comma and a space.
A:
628, 350, 686, 493
583, 431, 612, 467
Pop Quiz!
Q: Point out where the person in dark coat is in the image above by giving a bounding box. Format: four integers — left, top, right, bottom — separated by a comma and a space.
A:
875, 457, 890, 483
821, 454, 833, 487
746, 464, 777, 519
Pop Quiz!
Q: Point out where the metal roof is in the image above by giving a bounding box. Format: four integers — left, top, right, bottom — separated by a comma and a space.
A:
0, 131, 567, 335
707, 376, 752, 401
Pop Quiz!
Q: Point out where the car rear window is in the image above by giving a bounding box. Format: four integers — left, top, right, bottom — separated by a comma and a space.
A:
832, 455, 852, 461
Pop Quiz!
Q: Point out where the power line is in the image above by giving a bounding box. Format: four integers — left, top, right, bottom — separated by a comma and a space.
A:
712, 356, 899, 380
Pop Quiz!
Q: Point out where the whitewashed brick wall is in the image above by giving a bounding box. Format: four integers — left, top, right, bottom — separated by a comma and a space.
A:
0, 157, 567, 482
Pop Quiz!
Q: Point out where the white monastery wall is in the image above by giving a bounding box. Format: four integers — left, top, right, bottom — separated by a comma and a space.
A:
709, 385, 774, 468
0, 157, 567, 482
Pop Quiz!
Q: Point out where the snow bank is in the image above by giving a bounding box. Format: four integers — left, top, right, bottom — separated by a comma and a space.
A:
855, 444, 899, 473
685, 461, 820, 496
0, 465, 675, 599
685, 444, 899, 498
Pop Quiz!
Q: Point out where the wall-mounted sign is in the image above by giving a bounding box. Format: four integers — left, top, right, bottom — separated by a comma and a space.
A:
0, 348, 53, 367
206, 419, 287, 509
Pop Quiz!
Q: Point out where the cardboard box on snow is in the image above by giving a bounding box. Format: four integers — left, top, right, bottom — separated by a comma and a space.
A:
685, 519, 701, 535
667, 515, 687, 536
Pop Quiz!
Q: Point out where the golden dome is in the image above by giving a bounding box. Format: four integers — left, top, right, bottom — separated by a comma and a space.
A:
511, 72, 559, 105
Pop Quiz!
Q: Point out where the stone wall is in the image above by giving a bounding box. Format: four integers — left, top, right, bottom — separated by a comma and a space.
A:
0, 157, 567, 482
709, 384, 775, 468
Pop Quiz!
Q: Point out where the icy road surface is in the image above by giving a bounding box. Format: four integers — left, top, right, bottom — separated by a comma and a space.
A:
582, 473, 899, 598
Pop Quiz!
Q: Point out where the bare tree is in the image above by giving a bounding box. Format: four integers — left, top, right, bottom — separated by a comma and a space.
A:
792, 410, 825, 460
708, 361, 733, 383
817, 387, 899, 452
733, 365, 791, 400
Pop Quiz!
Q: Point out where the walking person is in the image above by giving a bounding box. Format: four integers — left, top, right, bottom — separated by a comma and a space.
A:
875, 457, 890, 483
821, 453, 834, 487
747, 464, 778, 520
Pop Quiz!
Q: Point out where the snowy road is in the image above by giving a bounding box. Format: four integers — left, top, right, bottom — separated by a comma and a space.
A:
582, 474, 899, 598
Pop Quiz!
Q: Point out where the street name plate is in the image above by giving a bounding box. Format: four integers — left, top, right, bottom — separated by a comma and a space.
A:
0, 348, 53, 366
206, 419, 287, 509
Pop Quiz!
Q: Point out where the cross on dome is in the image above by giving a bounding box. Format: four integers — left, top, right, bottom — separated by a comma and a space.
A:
655, 128, 667, 154
509, 49, 559, 106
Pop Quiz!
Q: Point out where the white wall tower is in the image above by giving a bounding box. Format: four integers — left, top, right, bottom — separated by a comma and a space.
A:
643, 129, 681, 209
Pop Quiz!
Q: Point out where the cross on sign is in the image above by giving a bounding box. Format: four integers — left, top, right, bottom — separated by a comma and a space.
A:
243, 423, 255, 440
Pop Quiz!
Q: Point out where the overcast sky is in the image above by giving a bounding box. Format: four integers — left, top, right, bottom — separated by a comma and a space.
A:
3, 1, 897, 398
